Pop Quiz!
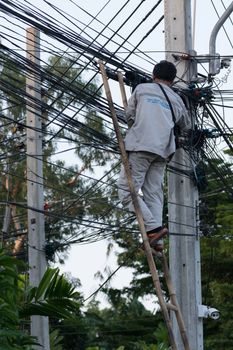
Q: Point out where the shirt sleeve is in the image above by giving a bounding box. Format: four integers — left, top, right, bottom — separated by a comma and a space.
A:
176, 97, 192, 131
125, 87, 137, 127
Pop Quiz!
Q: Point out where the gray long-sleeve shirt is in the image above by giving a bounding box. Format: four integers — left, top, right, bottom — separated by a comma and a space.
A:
124, 82, 191, 159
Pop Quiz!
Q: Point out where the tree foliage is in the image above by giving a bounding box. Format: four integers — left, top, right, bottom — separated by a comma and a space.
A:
0, 249, 84, 349
0, 52, 118, 262
0, 251, 38, 349
199, 150, 233, 349
56, 296, 168, 350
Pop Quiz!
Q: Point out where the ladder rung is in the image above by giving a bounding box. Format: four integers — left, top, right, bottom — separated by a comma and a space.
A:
166, 302, 178, 311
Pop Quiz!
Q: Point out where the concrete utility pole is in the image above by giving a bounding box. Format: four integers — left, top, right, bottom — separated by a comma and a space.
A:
164, 1, 203, 350
26, 27, 50, 350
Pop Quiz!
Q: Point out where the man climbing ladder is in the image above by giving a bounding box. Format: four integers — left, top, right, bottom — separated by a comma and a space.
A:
99, 60, 191, 350
117, 60, 191, 251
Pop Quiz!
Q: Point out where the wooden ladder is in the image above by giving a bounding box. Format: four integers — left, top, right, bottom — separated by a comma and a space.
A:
99, 61, 190, 350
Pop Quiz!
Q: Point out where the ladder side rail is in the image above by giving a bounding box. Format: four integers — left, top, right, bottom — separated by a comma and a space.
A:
162, 253, 190, 350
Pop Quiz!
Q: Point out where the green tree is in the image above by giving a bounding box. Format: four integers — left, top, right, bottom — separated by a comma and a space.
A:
0, 250, 83, 349
0, 52, 117, 262
68, 295, 165, 350
199, 151, 233, 349
0, 252, 37, 349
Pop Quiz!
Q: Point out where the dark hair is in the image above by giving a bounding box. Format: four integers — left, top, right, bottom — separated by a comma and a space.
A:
152, 60, 177, 82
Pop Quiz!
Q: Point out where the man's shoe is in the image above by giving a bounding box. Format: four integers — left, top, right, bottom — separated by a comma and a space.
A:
147, 227, 168, 251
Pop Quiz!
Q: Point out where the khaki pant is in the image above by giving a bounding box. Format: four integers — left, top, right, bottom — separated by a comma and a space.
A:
117, 151, 166, 232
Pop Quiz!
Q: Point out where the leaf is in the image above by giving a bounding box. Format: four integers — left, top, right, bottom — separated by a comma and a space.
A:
0, 330, 39, 348
33, 268, 59, 301
20, 301, 76, 319
27, 286, 38, 302
20, 267, 81, 320
43, 269, 60, 299
49, 329, 63, 350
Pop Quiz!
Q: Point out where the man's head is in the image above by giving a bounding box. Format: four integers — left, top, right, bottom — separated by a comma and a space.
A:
152, 60, 177, 83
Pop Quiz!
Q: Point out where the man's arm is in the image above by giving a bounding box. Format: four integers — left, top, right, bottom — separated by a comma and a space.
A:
125, 89, 137, 128
176, 97, 192, 131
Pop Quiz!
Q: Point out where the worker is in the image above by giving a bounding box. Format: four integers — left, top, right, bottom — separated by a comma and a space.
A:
117, 60, 191, 251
